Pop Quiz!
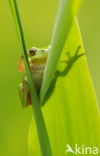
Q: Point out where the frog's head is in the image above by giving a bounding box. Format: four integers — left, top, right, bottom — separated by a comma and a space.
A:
18, 47, 48, 72
28, 47, 48, 56
28, 47, 48, 59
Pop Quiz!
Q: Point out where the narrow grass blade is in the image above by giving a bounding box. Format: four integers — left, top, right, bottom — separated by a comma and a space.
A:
8, 0, 24, 51
8, 0, 52, 155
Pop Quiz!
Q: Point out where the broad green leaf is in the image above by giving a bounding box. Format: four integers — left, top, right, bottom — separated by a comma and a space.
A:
29, 20, 100, 156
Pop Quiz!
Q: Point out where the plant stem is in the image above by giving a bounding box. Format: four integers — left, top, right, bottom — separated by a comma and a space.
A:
40, 0, 81, 103
12, 0, 52, 155
13, 0, 28, 62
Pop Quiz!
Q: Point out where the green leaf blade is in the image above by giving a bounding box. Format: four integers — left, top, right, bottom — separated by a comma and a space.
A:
29, 20, 100, 156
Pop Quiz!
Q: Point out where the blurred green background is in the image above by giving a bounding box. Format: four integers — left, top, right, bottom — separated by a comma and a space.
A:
0, 0, 100, 155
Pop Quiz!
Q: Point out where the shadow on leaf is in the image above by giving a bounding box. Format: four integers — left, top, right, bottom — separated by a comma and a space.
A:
42, 46, 84, 106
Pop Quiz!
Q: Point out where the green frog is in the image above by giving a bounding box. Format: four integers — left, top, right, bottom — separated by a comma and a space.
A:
18, 46, 82, 108
18, 47, 48, 108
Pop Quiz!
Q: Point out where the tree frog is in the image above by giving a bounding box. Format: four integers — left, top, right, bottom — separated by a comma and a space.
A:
18, 47, 48, 108
18, 46, 82, 108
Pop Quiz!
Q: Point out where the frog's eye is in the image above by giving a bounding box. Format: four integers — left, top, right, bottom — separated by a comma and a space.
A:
29, 47, 37, 56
